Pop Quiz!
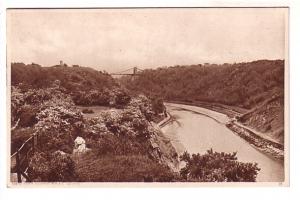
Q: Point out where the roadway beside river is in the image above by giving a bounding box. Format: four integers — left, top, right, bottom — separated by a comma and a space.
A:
162, 102, 284, 161
161, 102, 284, 182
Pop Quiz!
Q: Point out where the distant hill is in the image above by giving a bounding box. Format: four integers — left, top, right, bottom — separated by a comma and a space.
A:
123, 60, 284, 109
11, 62, 117, 91
122, 60, 285, 144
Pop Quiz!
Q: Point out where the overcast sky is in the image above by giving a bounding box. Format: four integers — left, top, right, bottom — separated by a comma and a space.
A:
7, 8, 287, 73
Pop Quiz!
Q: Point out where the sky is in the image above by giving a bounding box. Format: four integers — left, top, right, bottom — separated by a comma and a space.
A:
7, 8, 287, 73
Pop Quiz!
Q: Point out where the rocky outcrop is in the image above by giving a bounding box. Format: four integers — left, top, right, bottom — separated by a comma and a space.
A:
226, 122, 284, 160
149, 123, 180, 172
237, 95, 284, 145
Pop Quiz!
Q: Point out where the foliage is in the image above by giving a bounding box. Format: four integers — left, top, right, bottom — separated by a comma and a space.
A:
74, 152, 175, 182
122, 60, 284, 109
11, 62, 266, 183
16, 105, 39, 127
11, 127, 35, 153
11, 84, 82, 153
179, 149, 260, 182
10, 64, 178, 183
127, 95, 155, 121
11, 81, 71, 126
72, 88, 131, 108
28, 151, 76, 182
114, 90, 132, 108
34, 99, 83, 154
10, 62, 133, 108
92, 134, 150, 156
11, 86, 25, 124
96, 104, 154, 139
72, 89, 111, 106
11, 62, 117, 91
151, 97, 166, 114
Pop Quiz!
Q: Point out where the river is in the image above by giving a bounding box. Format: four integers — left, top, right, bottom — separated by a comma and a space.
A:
161, 103, 284, 182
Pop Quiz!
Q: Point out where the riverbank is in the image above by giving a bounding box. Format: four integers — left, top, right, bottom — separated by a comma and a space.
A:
163, 102, 284, 161
226, 122, 284, 160
157, 112, 174, 128
165, 100, 247, 118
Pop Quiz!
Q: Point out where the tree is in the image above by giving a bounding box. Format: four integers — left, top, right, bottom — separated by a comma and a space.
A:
115, 91, 131, 107
151, 97, 165, 114
179, 149, 260, 182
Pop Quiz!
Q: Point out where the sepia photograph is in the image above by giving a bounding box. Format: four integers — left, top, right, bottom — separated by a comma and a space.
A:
6, 7, 288, 185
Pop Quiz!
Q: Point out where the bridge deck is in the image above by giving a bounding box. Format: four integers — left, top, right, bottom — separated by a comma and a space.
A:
110, 73, 141, 76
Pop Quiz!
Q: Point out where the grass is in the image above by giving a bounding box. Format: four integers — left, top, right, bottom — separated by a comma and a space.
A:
74, 151, 176, 182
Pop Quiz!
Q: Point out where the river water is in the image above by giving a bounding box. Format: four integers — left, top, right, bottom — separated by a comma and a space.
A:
161, 103, 284, 182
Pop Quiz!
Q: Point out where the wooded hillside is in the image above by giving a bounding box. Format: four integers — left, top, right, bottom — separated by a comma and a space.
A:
11, 62, 117, 91
123, 60, 284, 109
123, 60, 285, 144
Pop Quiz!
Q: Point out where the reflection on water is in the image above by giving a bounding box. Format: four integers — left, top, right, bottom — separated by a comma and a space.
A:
161, 104, 284, 182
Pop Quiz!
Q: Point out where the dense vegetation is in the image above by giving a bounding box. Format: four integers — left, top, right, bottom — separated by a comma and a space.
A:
11, 62, 261, 182
180, 149, 260, 182
122, 60, 285, 143
11, 62, 128, 107
11, 82, 177, 182
123, 60, 284, 109
11, 62, 117, 91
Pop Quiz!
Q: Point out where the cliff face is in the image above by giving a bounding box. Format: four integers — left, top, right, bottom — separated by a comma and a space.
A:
238, 95, 284, 144
149, 123, 179, 171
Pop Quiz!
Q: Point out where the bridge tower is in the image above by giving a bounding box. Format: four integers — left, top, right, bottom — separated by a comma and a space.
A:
133, 67, 138, 75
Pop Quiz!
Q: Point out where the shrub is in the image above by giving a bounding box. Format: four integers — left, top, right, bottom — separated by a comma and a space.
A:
34, 99, 83, 153
17, 105, 39, 127
48, 151, 76, 181
27, 152, 51, 181
151, 97, 165, 114
92, 134, 149, 156
72, 90, 111, 106
75, 153, 175, 182
11, 127, 35, 153
180, 149, 260, 182
115, 91, 131, 107
28, 151, 77, 182
128, 95, 155, 121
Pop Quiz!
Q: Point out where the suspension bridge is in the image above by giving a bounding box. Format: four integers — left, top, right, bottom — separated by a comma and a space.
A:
110, 67, 143, 76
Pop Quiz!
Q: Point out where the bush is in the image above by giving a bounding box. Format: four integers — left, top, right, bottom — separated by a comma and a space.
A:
115, 91, 131, 107
128, 95, 155, 121
17, 105, 39, 127
34, 100, 83, 153
151, 97, 165, 114
11, 127, 34, 153
28, 151, 77, 182
75, 153, 175, 182
180, 149, 260, 182
92, 134, 149, 156
72, 90, 111, 106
